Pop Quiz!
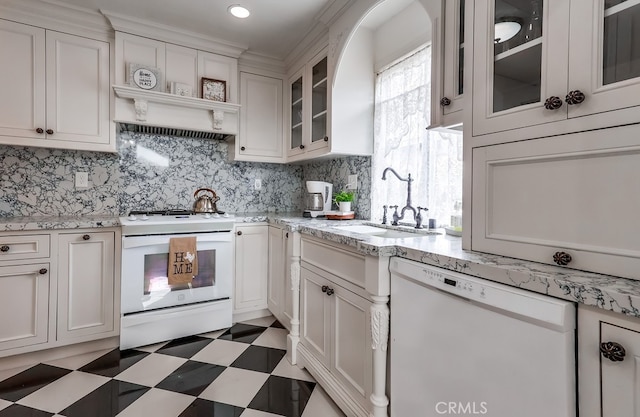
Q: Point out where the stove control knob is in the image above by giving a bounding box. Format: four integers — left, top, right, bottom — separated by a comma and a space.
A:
223, 213, 230, 218
128, 214, 137, 221
141, 214, 149, 221
212, 213, 220, 218
204, 213, 211, 219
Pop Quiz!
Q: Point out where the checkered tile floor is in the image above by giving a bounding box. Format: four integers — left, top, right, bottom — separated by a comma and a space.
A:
0, 316, 345, 417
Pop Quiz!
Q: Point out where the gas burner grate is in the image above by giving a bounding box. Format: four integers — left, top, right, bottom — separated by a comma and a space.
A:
128, 209, 225, 216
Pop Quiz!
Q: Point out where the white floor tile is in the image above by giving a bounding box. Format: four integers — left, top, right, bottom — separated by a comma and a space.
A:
251, 327, 288, 350
241, 316, 276, 327
114, 353, 186, 387
117, 388, 194, 417
17, 371, 109, 413
190, 339, 249, 366
301, 386, 346, 417
0, 399, 11, 411
135, 341, 169, 353
240, 409, 283, 417
199, 367, 269, 408
199, 329, 226, 339
44, 348, 113, 370
271, 357, 314, 382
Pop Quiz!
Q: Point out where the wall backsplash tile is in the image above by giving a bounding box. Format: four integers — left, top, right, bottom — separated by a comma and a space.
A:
0, 132, 371, 218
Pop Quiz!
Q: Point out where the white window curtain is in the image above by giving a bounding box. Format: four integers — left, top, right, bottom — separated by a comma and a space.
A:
372, 46, 463, 227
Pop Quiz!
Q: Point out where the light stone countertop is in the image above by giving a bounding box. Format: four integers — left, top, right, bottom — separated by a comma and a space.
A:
2, 213, 639, 318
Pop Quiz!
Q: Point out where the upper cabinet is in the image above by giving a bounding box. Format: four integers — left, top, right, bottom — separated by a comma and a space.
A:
472, 0, 640, 142
287, 49, 330, 160
0, 19, 113, 152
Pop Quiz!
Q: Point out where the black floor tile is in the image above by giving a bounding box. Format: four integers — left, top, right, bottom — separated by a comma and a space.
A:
155, 336, 213, 359
178, 398, 244, 417
0, 403, 53, 417
218, 324, 266, 344
248, 375, 315, 417
0, 364, 71, 402
230, 345, 286, 374
59, 379, 149, 417
271, 320, 285, 329
79, 349, 149, 378
156, 360, 225, 396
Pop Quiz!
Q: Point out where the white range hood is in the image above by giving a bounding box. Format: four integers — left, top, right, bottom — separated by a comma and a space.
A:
113, 85, 240, 140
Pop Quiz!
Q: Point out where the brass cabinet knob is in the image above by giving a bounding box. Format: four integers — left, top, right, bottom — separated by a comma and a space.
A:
565, 90, 585, 105
82, 234, 90, 240
440, 97, 452, 107
600, 341, 626, 362
36, 128, 44, 134
39, 268, 48, 275
0, 245, 9, 252
46, 129, 54, 135
544, 96, 563, 110
553, 251, 572, 266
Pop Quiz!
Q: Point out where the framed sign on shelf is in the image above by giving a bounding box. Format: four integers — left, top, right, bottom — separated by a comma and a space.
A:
201, 78, 226, 102
128, 63, 163, 92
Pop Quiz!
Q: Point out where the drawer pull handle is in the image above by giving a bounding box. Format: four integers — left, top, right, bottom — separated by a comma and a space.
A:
326, 287, 334, 296
46, 129, 54, 135
600, 341, 625, 362
553, 251, 572, 266
440, 97, 451, 107
544, 96, 563, 110
82, 234, 91, 240
565, 90, 585, 105
0, 245, 9, 252
321, 285, 328, 293
39, 268, 48, 275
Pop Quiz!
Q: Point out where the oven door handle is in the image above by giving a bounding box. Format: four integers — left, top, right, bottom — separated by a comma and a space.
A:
122, 300, 230, 327
122, 233, 232, 249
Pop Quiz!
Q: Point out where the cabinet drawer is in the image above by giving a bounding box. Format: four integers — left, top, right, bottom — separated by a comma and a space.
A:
472, 124, 640, 280
301, 237, 365, 288
0, 234, 50, 261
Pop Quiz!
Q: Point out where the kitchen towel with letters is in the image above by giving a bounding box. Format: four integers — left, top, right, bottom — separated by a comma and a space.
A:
168, 236, 198, 285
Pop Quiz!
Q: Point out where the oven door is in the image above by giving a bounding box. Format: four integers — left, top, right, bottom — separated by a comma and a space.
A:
121, 232, 232, 314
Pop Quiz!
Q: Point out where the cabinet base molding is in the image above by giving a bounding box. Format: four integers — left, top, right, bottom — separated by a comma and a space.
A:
0, 337, 118, 372
232, 308, 271, 324
297, 343, 371, 417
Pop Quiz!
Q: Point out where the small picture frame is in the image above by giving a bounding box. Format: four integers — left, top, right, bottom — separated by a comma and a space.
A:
201, 78, 226, 102
169, 82, 193, 97
128, 63, 163, 92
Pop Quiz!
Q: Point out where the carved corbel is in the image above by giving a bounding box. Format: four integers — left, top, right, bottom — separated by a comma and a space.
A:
211, 110, 224, 130
134, 98, 148, 122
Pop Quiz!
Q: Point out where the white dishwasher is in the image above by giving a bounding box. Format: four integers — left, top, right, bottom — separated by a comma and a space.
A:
390, 257, 576, 417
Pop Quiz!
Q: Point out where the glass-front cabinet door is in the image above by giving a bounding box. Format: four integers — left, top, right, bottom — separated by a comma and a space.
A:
569, 0, 640, 118
441, 0, 466, 121
307, 53, 329, 152
472, 0, 570, 136
288, 69, 305, 157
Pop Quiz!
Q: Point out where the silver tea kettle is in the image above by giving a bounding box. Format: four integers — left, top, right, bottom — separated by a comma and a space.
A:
193, 188, 220, 213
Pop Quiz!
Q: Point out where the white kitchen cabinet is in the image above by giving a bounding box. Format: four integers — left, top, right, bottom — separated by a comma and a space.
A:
0, 19, 112, 151
471, 0, 640, 142
579, 304, 640, 417
267, 226, 285, 322
234, 224, 269, 314
300, 267, 331, 367
234, 72, 284, 162
57, 231, 116, 341
287, 49, 330, 160
471, 123, 640, 280
115, 32, 166, 87
198, 51, 238, 103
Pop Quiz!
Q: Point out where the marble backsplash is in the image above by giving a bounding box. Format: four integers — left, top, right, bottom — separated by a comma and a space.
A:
0, 131, 372, 218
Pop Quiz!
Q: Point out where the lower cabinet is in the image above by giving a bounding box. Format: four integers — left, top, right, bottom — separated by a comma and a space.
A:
471, 123, 640, 280
234, 224, 268, 313
579, 305, 640, 417
57, 231, 115, 341
0, 228, 119, 358
267, 225, 297, 330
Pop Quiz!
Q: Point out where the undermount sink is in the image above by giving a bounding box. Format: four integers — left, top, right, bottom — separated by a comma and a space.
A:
333, 224, 425, 239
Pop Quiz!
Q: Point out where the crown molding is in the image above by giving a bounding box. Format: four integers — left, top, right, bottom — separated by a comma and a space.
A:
239, 52, 286, 76
284, 24, 330, 71
101, 10, 248, 58
0, 0, 112, 41
316, 0, 357, 26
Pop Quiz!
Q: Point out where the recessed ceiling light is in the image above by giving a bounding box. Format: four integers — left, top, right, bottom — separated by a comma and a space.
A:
228, 5, 250, 19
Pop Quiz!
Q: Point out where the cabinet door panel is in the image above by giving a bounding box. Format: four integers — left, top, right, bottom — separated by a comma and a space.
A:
115, 33, 165, 86
46, 31, 110, 144
197, 51, 238, 103
57, 232, 115, 340
0, 20, 45, 139
234, 226, 268, 311
0, 264, 49, 351
472, 123, 640, 280
332, 286, 371, 399
300, 267, 330, 367
601, 322, 640, 416
267, 227, 284, 319
240, 73, 283, 159
165, 44, 198, 95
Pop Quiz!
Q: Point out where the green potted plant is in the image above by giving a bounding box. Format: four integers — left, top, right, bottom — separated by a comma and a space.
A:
334, 190, 355, 212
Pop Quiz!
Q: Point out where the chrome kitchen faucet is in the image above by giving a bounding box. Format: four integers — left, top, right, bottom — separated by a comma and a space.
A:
381, 167, 425, 229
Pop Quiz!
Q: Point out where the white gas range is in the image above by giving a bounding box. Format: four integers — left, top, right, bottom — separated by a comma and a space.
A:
119, 210, 235, 349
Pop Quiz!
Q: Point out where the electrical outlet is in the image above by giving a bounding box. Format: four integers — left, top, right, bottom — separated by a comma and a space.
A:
254, 179, 262, 190
347, 174, 358, 190
75, 172, 89, 188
